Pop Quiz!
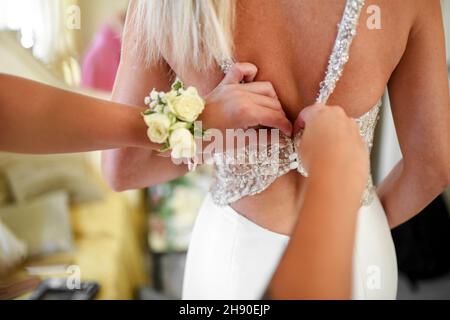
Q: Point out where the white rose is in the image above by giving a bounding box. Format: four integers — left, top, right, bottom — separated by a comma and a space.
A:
144, 113, 171, 144
184, 87, 199, 96
167, 89, 205, 122
166, 89, 178, 99
170, 121, 190, 131
169, 128, 196, 159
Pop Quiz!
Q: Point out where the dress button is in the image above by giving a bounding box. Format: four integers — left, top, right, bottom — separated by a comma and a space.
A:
289, 161, 299, 170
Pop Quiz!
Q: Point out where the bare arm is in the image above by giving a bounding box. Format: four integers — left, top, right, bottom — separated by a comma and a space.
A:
380, 0, 450, 228
268, 105, 368, 299
267, 169, 360, 299
0, 74, 152, 154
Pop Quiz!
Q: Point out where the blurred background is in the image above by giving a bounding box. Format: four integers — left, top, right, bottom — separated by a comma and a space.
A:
0, 0, 449, 300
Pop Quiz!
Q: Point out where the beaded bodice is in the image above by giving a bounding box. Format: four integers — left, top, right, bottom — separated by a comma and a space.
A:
210, 0, 380, 207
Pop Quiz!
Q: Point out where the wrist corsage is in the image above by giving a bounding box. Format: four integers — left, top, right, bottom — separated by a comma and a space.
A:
142, 79, 206, 161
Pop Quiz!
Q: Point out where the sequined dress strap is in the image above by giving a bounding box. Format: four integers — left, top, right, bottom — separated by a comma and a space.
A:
316, 0, 365, 104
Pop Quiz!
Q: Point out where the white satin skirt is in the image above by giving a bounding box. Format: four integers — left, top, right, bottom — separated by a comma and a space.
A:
182, 192, 398, 300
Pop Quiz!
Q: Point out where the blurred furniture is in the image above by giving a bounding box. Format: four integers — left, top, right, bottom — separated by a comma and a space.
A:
21, 164, 148, 300
0, 29, 148, 300
0, 155, 149, 301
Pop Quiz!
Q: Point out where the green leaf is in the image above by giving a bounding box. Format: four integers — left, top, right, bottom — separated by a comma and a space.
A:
159, 141, 171, 153
142, 109, 155, 116
170, 121, 190, 132
171, 79, 183, 91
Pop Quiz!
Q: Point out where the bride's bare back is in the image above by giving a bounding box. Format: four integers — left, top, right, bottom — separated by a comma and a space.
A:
175, 0, 406, 119
104, 0, 449, 234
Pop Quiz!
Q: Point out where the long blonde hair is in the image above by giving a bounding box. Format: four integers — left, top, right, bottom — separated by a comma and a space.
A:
134, 0, 236, 71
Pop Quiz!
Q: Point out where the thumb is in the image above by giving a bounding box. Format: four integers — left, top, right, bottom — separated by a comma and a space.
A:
220, 62, 258, 85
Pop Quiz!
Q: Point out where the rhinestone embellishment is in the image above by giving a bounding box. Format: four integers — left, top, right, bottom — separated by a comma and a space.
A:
211, 0, 379, 207
219, 60, 235, 75
317, 0, 365, 104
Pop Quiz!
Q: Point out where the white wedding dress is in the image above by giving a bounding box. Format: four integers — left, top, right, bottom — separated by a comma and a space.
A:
183, 0, 398, 300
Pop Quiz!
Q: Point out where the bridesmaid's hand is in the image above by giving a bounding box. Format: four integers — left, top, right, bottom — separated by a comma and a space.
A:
200, 63, 292, 136
294, 104, 369, 194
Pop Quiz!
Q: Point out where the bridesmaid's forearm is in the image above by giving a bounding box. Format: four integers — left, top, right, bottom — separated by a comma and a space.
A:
0, 74, 158, 154
268, 169, 361, 299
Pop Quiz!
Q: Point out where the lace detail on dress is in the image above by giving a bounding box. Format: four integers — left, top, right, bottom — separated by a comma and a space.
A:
212, 0, 379, 207
211, 134, 297, 206
357, 99, 382, 206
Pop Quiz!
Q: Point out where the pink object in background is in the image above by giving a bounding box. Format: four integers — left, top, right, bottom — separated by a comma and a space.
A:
81, 25, 122, 92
